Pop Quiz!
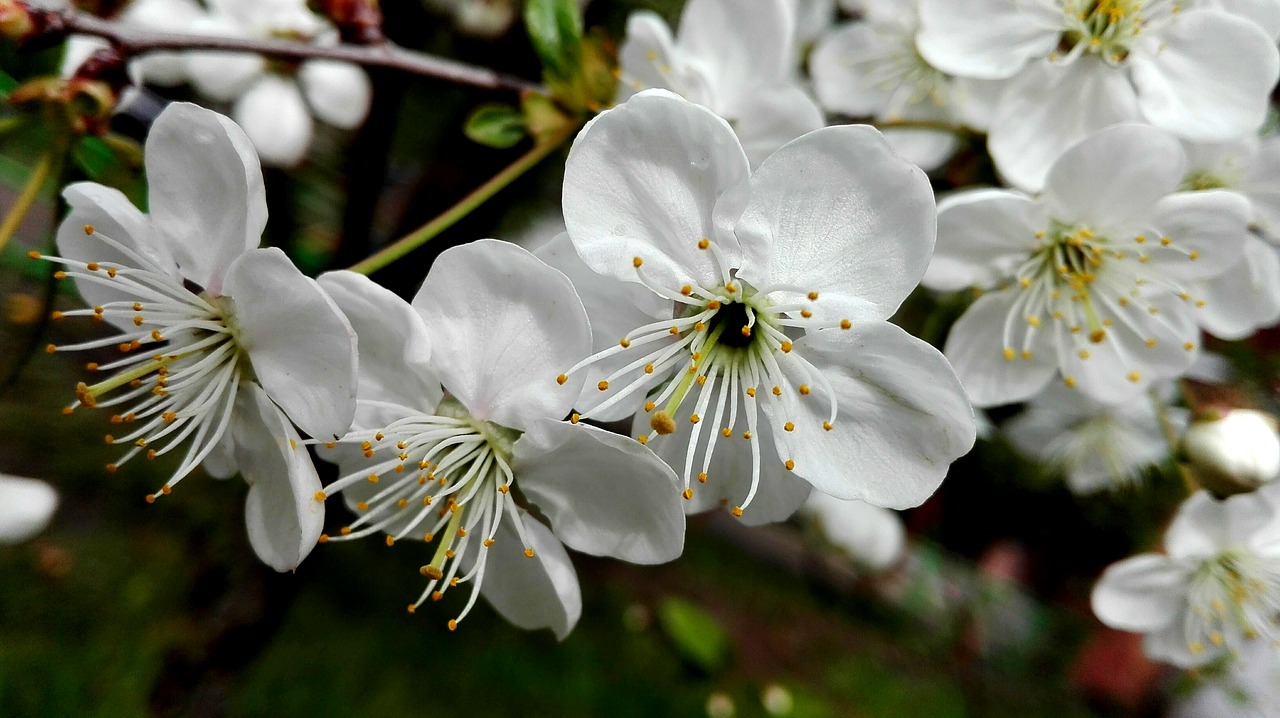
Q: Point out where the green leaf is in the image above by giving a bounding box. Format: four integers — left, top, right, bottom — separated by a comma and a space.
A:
524, 0, 583, 80
0, 69, 17, 99
464, 104, 527, 149
657, 597, 730, 673
72, 137, 118, 180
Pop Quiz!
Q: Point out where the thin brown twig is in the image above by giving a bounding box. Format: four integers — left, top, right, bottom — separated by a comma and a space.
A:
60, 11, 544, 94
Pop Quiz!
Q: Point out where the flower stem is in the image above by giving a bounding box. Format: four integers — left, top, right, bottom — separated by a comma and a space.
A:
348, 126, 576, 275
0, 150, 54, 256
61, 11, 543, 94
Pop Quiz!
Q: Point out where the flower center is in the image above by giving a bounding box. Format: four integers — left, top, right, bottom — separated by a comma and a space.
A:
33, 225, 244, 499
1184, 550, 1280, 655
1058, 0, 1149, 63
316, 397, 537, 630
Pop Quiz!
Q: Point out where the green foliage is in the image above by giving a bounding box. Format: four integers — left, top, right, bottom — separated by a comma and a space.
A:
464, 103, 527, 149
524, 0, 584, 81
657, 597, 731, 673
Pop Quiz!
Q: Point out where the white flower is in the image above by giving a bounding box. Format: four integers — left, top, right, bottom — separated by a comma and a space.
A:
916, 0, 1280, 190
616, 0, 825, 166
1092, 490, 1280, 668
1184, 409, 1280, 493
923, 124, 1251, 407
1169, 639, 1280, 718
185, 0, 372, 166
801, 492, 906, 570
60, 0, 200, 84
38, 102, 358, 571
0, 474, 58, 544
547, 90, 976, 523
1004, 381, 1182, 494
1196, 0, 1280, 40
315, 241, 685, 637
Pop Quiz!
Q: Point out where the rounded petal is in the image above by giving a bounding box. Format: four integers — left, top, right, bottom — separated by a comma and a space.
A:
513, 419, 685, 564
734, 125, 936, 323
616, 12, 686, 101
318, 270, 442, 413
184, 14, 265, 101
988, 57, 1142, 192
299, 59, 371, 130
471, 515, 582, 639
1144, 190, 1251, 280
803, 492, 906, 570
676, 0, 795, 107
223, 247, 358, 440
809, 21, 898, 118
233, 75, 315, 168
772, 322, 977, 509
411, 240, 590, 431
1090, 554, 1187, 631
924, 189, 1045, 292
943, 289, 1057, 407
731, 84, 826, 168
1042, 124, 1186, 232
1165, 490, 1277, 559
0, 475, 58, 544
1196, 234, 1280, 340
563, 90, 750, 291
916, 0, 1061, 79
1131, 11, 1278, 142
144, 102, 267, 294
1143, 615, 1224, 668
234, 383, 325, 572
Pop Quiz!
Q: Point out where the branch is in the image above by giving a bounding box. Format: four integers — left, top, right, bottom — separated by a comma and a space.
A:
61, 11, 544, 95
871, 118, 979, 137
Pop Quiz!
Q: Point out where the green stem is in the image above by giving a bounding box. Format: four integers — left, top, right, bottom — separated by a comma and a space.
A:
348, 127, 576, 275
0, 151, 54, 255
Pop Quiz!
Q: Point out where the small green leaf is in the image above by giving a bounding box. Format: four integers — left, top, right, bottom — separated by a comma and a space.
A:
464, 104, 527, 149
657, 597, 731, 673
524, 0, 583, 79
72, 136, 118, 180
0, 69, 18, 99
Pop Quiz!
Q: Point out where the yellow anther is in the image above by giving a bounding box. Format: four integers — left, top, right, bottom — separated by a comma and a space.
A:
697, 472, 707, 483
1188, 251, 1199, 260
145, 494, 155, 504
356, 502, 369, 511
86, 262, 100, 271
644, 401, 656, 412
367, 474, 379, 483
633, 257, 643, 267
840, 319, 852, 330
1145, 338, 1157, 348
780, 341, 792, 353
318, 534, 329, 544
556, 373, 568, 385
341, 527, 352, 535
1127, 371, 1141, 383
598, 380, 609, 391
421, 565, 444, 580
698, 238, 709, 250
784, 460, 795, 470
644, 363, 654, 374
83, 224, 94, 234
682, 488, 693, 500
742, 431, 753, 440
1078, 350, 1090, 359
689, 414, 700, 424
1003, 348, 1016, 361
385, 536, 395, 547
650, 411, 677, 435
681, 285, 693, 296
524, 548, 535, 558
822, 421, 833, 431
800, 309, 812, 319
1184, 342, 1195, 351
745, 387, 756, 397
1160, 237, 1171, 246
707, 300, 721, 310
637, 435, 648, 444
1064, 376, 1077, 388
619, 338, 631, 348
732, 507, 744, 517
721, 428, 732, 437
798, 384, 810, 396
1026, 316, 1041, 327
570, 413, 580, 424
314, 491, 327, 501
807, 292, 819, 301
772, 386, 782, 396
484, 539, 495, 547
740, 325, 751, 338
784, 422, 794, 432
27, 250, 40, 259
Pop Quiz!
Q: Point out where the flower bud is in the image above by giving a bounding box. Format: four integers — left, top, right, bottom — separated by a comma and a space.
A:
0, 0, 65, 50
307, 0, 383, 44
1182, 409, 1280, 497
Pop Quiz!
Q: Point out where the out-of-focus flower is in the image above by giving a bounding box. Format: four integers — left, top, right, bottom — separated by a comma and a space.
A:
59, 0, 201, 85
801, 491, 906, 570
1092, 490, 1280, 668
549, 90, 976, 523
0, 474, 58, 544
316, 241, 685, 637
1004, 382, 1182, 494
616, 0, 824, 165
1197, 0, 1280, 40
923, 124, 1250, 407
1183, 409, 1280, 496
1169, 639, 1280, 718
916, 0, 1279, 190
185, 0, 371, 166
38, 102, 357, 571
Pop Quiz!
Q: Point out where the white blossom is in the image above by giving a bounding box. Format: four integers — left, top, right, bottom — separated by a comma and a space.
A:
1169, 639, 1280, 718
1184, 409, 1280, 492
0, 474, 58, 545
801, 492, 906, 570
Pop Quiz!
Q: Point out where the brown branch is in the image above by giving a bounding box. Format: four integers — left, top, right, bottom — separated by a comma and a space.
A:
60, 11, 544, 94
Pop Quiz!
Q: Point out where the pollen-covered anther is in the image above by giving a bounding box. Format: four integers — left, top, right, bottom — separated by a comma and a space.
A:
698, 238, 709, 250
318, 534, 329, 544
682, 488, 693, 500
421, 565, 444, 580
732, 507, 744, 517
822, 421, 833, 431
780, 341, 792, 353
651, 411, 677, 435
385, 536, 395, 547
633, 256, 643, 268
314, 491, 327, 501
1127, 371, 1141, 383
697, 472, 707, 483
784, 422, 794, 432
784, 460, 795, 471
689, 413, 700, 424
524, 548, 535, 558
840, 319, 852, 330
597, 380, 609, 391
556, 373, 568, 385
570, 413, 580, 424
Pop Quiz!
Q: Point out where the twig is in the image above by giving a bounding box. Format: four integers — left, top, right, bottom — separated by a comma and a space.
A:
61, 11, 544, 95
0, 150, 53, 255
872, 118, 979, 137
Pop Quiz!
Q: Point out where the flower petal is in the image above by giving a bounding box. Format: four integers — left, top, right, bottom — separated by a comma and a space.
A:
988, 57, 1142, 192
233, 75, 315, 168
144, 102, 267, 294
731, 84, 825, 168
412, 239, 590, 431
1165, 490, 1276, 559
1131, 10, 1278, 142
1144, 190, 1251, 280
616, 11, 680, 101
943, 289, 1057, 407
514, 419, 685, 564
223, 247, 358, 440
235, 382, 325, 572
470, 515, 582, 640
772, 322, 976, 509
318, 270, 442, 413
734, 124, 935, 323
1196, 234, 1280, 340
676, 0, 794, 94
916, 0, 1061, 79
0, 475, 58, 544
563, 90, 750, 291
802, 492, 906, 570
299, 60, 371, 130
924, 189, 1045, 292
809, 20, 898, 118
1090, 554, 1187, 631
184, 14, 265, 101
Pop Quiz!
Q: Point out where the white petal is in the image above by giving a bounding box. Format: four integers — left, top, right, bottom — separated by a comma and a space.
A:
809, 21, 898, 118
1144, 190, 1251, 280
878, 103, 961, 173
1211, 0, 1280, 39
1165, 490, 1276, 559
734, 125, 935, 323
299, 60, 371, 130
772, 322, 976, 509
1090, 554, 1187, 631
923, 189, 1045, 292
616, 12, 684, 101
472, 515, 582, 639
1041, 124, 1186, 233
675, 0, 795, 111
802, 492, 906, 570
144, 102, 267, 294
943, 289, 1057, 407
0, 475, 58, 544
988, 57, 1142, 192
915, 0, 1061, 79
412, 240, 590, 431
61, 35, 108, 79
235, 382, 325, 572
513, 419, 685, 564
232, 75, 315, 168
1246, 136, 1280, 237
731, 84, 825, 168
1196, 234, 1280, 340
184, 14, 265, 101
223, 247, 358, 440
1131, 10, 1278, 142
1143, 615, 1225, 668
318, 270, 442, 412
563, 90, 750, 291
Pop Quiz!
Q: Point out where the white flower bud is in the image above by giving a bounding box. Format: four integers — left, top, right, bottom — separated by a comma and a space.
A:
1183, 409, 1280, 496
